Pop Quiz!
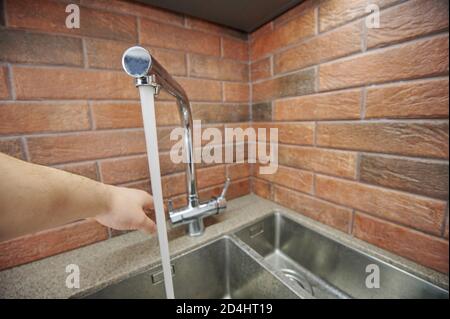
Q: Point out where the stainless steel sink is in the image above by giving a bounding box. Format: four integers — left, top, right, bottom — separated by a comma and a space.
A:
85, 236, 299, 299
84, 212, 447, 299
234, 213, 448, 299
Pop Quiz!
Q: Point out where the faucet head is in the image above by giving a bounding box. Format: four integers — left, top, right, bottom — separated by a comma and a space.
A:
122, 46, 152, 78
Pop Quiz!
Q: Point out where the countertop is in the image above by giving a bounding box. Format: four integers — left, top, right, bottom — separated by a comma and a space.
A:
0, 194, 448, 298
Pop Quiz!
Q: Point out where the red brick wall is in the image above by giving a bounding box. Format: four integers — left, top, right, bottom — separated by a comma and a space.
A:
0, 0, 448, 275
250, 0, 449, 273
0, 0, 250, 269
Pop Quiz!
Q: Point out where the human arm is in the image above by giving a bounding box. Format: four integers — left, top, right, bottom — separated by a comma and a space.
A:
0, 152, 156, 241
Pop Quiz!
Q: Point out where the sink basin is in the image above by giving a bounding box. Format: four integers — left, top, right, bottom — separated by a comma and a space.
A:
85, 236, 298, 299
234, 213, 448, 299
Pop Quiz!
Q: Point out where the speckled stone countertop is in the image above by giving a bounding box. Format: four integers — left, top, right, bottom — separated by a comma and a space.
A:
0, 195, 448, 298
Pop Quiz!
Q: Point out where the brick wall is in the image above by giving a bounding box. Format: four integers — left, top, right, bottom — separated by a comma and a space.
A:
0, 0, 448, 275
0, 0, 251, 269
250, 0, 449, 273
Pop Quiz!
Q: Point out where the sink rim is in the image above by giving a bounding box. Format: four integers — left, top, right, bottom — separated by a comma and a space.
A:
231, 211, 449, 297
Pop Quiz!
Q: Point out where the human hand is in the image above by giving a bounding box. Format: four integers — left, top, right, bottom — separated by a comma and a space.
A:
94, 185, 157, 235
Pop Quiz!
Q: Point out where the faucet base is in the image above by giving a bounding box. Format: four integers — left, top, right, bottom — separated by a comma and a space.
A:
188, 219, 205, 236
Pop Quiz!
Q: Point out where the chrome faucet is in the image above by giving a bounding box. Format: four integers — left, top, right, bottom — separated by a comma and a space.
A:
122, 46, 230, 236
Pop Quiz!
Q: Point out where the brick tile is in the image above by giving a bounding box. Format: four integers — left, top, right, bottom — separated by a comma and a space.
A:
58, 162, 99, 181
176, 78, 222, 102
140, 18, 221, 56
13, 67, 138, 100
85, 39, 131, 71
253, 68, 316, 102
223, 83, 249, 103
224, 178, 251, 199
189, 54, 248, 82
319, 0, 367, 32
279, 145, 357, 178
368, 0, 449, 49
274, 89, 361, 121
360, 154, 449, 200
192, 103, 249, 123
92, 102, 142, 129
320, 0, 401, 32
275, 21, 361, 74
255, 165, 314, 194
0, 219, 108, 270
222, 38, 249, 61
159, 151, 184, 176
251, 58, 271, 81
0, 102, 90, 134
198, 165, 226, 188
6, 0, 137, 42
254, 122, 315, 146
316, 175, 446, 235
162, 165, 226, 198
0, 67, 9, 99
251, 8, 316, 60
154, 102, 182, 126
444, 216, 449, 239
81, 0, 184, 25
100, 155, 149, 185
250, 22, 273, 42
365, 79, 449, 119
148, 48, 187, 77
0, 30, 83, 66
320, 36, 449, 91
274, 185, 352, 232
27, 131, 146, 165
186, 17, 247, 40
274, 0, 317, 26
0, 138, 25, 159
197, 178, 250, 203
93, 101, 180, 129
228, 163, 250, 180
252, 102, 272, 121
156, 126, 184, 152
252, 177, 272, 200
317, 121, 449, 159
354, 213, 449, 273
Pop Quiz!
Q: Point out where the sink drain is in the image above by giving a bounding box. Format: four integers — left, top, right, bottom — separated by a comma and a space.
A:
281, 269, 314, 295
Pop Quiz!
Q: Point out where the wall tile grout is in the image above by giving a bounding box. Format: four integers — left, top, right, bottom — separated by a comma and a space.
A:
5, 63, 15, 100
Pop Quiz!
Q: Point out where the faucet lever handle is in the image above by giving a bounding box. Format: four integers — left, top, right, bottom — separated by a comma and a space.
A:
167, 199, 174, 214
220, 178, 231, 198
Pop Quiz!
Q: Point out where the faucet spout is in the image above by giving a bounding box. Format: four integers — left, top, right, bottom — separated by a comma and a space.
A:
122, 46, 199, 208
122, 46, 230, 236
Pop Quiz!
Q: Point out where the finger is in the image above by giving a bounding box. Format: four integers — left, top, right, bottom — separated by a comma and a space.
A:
138, 215, 157, 235
143, 194, 167, 213
141, 192, 154, 210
